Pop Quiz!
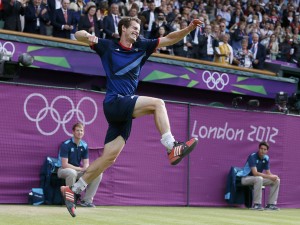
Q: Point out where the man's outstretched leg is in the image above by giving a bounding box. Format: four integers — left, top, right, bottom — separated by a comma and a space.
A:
61, 136, 125, 217
133, 96, 199, 165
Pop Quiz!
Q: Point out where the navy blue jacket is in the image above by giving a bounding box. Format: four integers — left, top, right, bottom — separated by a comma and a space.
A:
224, 166, 253, 207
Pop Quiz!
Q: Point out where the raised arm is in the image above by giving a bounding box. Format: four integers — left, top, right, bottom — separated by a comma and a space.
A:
75, 30, 99, 45
157, 19, 203, 48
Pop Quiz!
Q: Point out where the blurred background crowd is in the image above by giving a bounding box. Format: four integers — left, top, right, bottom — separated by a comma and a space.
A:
1, 0, 300, 69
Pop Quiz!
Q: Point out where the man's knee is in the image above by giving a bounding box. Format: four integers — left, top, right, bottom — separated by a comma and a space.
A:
59, 168, 77, 179
254, 176, 263, 184
274, 178, 280, 186
154, 98, 166, 110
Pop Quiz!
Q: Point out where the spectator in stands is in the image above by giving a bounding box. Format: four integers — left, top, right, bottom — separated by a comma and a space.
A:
197, 24, 218, 61
267, 34, 279, 60
47, 0, 62, 23
201, 9, 210, 25
282, 7, 295, 28
2, 0, 27, 31
124, 0, 140, 15
110, 0, 125, 16
150, 11, 173, 39
68, 2, 80, 40
260, 21, 274, 47
230, 21, 247, 54
23, 0, 51, 35
214, 33, 233, 65
172, 20, 192, 57
181, 5, 192, 23
52, 0, 76, 39
141, 0, 157, 38
269, 8, 279, 25
290, 18, 300, 35
78, 4, 102, 38
240, 141, 280, 211
279, 34, 293, 62
254, 4, 263, 23
189, 9, 199, 24
249, 32, 266, 69
216, 5, 231, 27
74, 0, 85, 15
95, 2, 108, 38
290, 39, 300, 64
156, 26, 173, 55
155, 0, 168, 16
233, 38, 254, 68
127, 4, 138, 17
229, 8, 244, 28
103, 3, 121, 40
245, 5, 255, 25
58, 122, 102, 208
212, 23, 221, 40
190, 15, 205, 59
219, 20, 228, 36
246, 19, 261, 42
274, 25, 285, 43
169, 13, 181, 32
293, 27, 300, 44
165, 3, 175, 23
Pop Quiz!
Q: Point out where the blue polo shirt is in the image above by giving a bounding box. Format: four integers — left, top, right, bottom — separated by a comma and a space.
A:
240, 152, 270, 176
58, 138, 88, 167
92, 38, 159, 103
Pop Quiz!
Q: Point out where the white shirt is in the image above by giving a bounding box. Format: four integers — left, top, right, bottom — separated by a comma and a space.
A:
193, 27, 200, 44
55, 0, 61, 9
113, 14, 119, 34
207, 35, 214, 55
148, 11, 155, 31
252, 43, 258, 59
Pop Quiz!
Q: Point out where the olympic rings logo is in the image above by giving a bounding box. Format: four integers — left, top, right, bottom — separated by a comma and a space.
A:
24, 93, 98, 136
202, 70, 230, 90
0, 41, 15, 56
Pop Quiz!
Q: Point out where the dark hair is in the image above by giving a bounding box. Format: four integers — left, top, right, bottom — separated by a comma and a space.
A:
86, 5, 96, 13
72, 122, 84, 131
259, 141, 269, 150
118, 17, 141, 36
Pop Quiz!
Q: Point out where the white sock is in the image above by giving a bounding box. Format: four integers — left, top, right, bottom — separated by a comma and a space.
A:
71, 177, 88, 194
161, 131, 175, 152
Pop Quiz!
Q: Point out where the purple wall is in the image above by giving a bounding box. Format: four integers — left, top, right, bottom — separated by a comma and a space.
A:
0, 82, 299, 208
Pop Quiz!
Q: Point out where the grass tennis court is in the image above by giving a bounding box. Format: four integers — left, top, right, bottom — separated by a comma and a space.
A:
0, 205, 299, 225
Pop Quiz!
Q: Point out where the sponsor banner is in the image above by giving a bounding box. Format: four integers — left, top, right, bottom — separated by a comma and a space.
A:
0, 39, 297, 99
188, 106, 300, 207
0, 82, 299, 207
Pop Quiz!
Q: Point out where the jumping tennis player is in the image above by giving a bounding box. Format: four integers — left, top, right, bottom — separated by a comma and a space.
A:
61, 16, 202, 217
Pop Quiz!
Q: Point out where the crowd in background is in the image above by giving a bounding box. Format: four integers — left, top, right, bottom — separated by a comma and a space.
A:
1, 0, 300, 69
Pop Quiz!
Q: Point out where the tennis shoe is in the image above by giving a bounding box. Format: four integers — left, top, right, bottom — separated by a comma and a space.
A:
168, 137, 198, 165
60, 186, 77, 217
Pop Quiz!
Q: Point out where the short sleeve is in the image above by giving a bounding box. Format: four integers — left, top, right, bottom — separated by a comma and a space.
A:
247, 154, 256, 168
82, 146, 89, 159
92, 38, 112, 57
59, 143, 69, 158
